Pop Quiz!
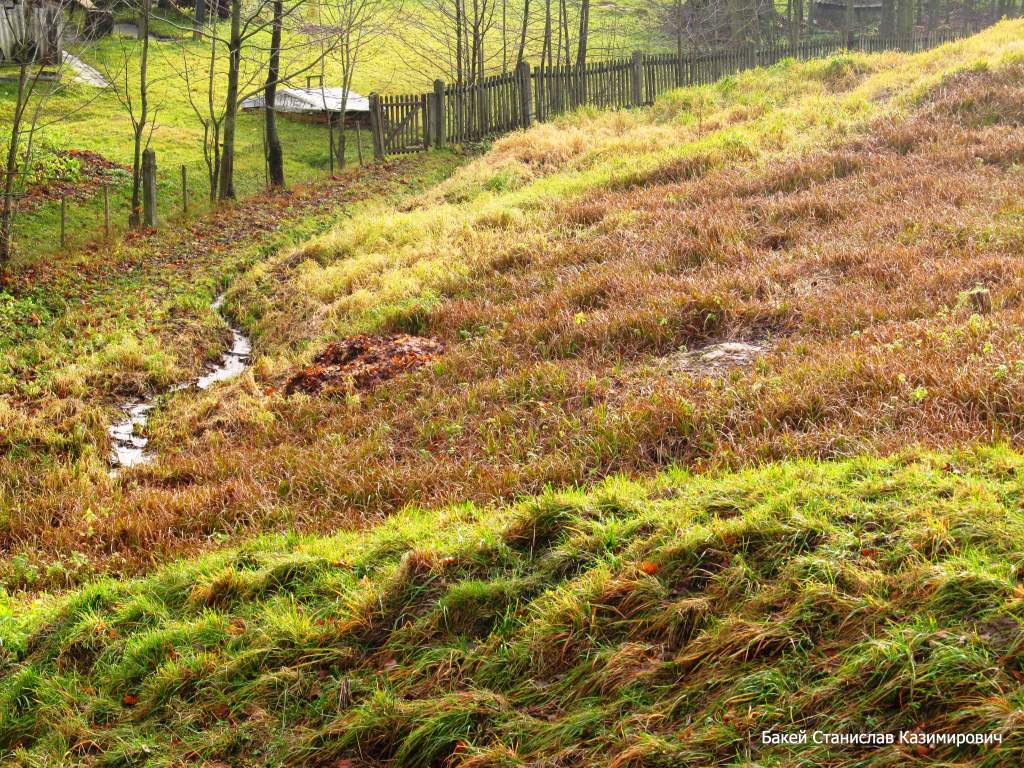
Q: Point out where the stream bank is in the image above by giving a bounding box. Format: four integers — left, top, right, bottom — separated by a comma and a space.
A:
108, 295, 252, 469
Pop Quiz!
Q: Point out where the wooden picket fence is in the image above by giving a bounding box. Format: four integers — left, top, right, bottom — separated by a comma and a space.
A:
368, 18, 997, 159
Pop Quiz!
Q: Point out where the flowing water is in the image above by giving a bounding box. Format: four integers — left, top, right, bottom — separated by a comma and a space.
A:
108, 295, 253, 470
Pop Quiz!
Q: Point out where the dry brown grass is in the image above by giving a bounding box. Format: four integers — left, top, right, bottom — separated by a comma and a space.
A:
8, 63, 1024, 589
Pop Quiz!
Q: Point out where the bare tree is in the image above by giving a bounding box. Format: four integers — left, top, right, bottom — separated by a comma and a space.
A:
1, 0, 92, 270
180, 12, 225, 201
102, 0, 162, 227
172, 0, 337, 201
400, 0, 502, 86
264, 0, 284, 187
315, 0, 397, 172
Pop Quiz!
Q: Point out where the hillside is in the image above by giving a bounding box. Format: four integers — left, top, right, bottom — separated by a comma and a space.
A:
3, 451, 1024, 765
7, 22, 1024, 578
4, 18, 1024, 767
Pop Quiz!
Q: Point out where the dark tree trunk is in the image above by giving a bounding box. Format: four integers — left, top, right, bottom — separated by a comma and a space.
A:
129, 0, 151, 228
193, 0, 206, 40
575, 0, 589, 67
0, 63, 28, 272
881, 0, 895, 37
264, 0, 285, 188
516, 0, 530, 66
217, 0, 242, 200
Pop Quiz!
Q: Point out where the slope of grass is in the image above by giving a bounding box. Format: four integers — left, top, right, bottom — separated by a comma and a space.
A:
0, 151, 463, 591
241, 21, 1024, 347
5, 23, 1024, 589
2, 448, 1024, 766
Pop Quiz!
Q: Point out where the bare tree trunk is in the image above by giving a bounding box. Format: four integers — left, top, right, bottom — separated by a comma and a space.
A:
576, 0, 589, 66
501, 0, 507, 70
559, 0, 570, 66
543, 0, 552, 68
129, 0, 152, 228
729, 0, 742, 47
336, 113, 348, 169
206, 36, 221, 200
193, 0, 206, 40
574, 0, 589, 105
0, 62, 29, 272
264, 0, 285, 188
453, 0, 463, 85
516, 0, 530, 66
674, 0, 684, 58
217, 0, 242, 200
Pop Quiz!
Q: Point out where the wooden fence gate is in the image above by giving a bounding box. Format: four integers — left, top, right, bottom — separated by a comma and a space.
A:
369, 94, 431, 157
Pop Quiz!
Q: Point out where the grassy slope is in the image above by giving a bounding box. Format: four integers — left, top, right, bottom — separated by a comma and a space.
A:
6, 23, 1024, 586
3, 447, 1024, 766
0, 151, 463, 590
4, 20, 1024, 768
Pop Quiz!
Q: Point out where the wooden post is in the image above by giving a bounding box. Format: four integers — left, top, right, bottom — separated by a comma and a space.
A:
421, 93, 431, 149
433, 79, 446, 148
369, 92, 384, 161
181, 165, 188, 214
60, 196, 66, 249
142, 148, 157, 228
193, 0, 205, 41
102, 184, 109, 237
631, 51, 644, 108
517, 61, 533, 129
328, 116, 335, 175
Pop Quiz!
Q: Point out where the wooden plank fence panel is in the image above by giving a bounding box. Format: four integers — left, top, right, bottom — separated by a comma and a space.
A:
0, 2, 62, 64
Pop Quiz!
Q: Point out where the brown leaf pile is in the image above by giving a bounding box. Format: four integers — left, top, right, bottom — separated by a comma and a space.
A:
18, 149, 127, 212
284, 335, 444, 395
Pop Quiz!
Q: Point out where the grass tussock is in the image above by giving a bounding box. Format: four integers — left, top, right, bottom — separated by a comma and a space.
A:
3, 451, 1024, 765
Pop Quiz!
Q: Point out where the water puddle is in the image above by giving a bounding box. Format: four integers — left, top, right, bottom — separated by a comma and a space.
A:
108, 294, 252, 470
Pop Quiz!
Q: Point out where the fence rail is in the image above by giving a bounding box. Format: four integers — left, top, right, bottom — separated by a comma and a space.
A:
368, 18, 996, 159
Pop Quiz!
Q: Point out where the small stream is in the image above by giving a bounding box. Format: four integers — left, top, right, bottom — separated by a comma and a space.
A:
108, 294, 253, 470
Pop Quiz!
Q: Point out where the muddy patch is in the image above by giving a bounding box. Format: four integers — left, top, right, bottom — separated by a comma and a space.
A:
665, 340, 768, 376
285, 335, 444, 396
